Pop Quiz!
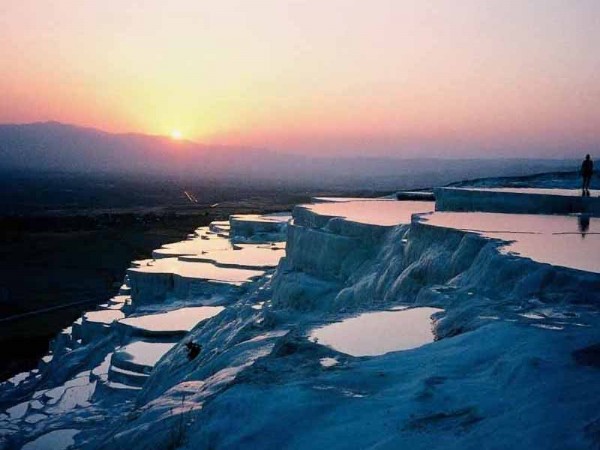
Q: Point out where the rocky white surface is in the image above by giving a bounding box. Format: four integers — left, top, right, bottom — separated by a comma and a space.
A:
1, 186, 599, 450
436, 186, 600, 216
417, 211, 600, 273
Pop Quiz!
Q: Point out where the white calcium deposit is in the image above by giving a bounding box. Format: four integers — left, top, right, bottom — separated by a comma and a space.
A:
1, 186, 599, 450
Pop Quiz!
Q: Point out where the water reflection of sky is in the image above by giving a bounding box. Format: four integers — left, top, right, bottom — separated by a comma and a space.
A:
309, 307, 443, 357
303, 200, 434, 226
118, 306, 224, 333
419, 212, 599, 273
129, 257, 265, 285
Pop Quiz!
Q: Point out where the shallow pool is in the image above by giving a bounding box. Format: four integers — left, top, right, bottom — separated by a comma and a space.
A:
118, 306, 224, 333
309, 307, 443, 357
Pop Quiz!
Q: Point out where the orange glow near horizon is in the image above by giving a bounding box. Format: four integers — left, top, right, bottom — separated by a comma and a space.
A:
0, 1, 599, 158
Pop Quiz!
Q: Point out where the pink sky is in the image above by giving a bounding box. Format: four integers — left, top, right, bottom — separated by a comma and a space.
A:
1, 0, 598, 157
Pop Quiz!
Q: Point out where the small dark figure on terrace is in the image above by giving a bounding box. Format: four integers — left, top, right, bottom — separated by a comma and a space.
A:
185, 341, 201, 360
581, 154, 594, 196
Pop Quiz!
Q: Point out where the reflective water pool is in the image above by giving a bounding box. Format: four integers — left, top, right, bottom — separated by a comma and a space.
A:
302, 200, 434, 226
309, 307, 443, 357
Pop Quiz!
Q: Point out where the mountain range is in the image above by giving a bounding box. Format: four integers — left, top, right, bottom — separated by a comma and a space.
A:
0, 122, 576, 189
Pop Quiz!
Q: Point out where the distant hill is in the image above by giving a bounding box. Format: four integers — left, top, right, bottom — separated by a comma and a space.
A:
0, 122, 577, 189
0, 121, 258, 177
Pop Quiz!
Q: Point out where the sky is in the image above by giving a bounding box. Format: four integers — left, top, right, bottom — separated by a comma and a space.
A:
0, 0, 598, 158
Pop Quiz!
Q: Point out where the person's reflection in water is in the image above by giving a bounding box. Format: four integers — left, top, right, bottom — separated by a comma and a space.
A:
578, 215, 590, 239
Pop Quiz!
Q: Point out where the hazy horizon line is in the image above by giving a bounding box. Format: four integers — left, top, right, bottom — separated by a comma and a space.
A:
0, 120, 586, 162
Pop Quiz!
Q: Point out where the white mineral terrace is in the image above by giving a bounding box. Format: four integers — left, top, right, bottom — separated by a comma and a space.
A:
418, 212, 600, 273
309, 307, 443, 357
83, 309, 124, 324
435, 186, 600, 216
179, 244, 285, 269
455, 187, 600, 197
152, 232, 232, 258
129, 257, 265, 285
209, 221, 231, 232
118, 306, 224, 334
300, 200, 434, 226
229, 213, 291, 223
4, 189, 600, 450
114, 341, 176, 368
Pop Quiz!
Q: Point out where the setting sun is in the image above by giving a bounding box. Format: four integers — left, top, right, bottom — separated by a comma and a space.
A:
170, 130, 182, 140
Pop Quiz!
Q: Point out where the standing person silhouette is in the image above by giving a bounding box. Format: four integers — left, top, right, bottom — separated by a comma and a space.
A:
581, 154, 593, 196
